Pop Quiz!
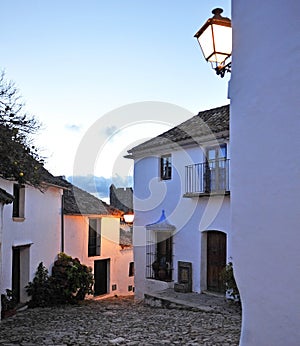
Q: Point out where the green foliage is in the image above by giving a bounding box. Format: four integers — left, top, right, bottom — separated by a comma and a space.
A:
0, 71, 44, 186
26, 253, 94, 308
25, 262, 54, 308
51, 253, 94, 304
221, 262, 240, 302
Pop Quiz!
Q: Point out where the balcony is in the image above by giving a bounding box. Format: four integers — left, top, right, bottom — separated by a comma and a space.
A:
184, 159, 230, 197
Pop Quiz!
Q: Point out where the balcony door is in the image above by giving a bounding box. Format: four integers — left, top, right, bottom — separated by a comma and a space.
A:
205, 145, 227, 192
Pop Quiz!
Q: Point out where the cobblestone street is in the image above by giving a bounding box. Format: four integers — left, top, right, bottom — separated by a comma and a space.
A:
0, 296, 241, 345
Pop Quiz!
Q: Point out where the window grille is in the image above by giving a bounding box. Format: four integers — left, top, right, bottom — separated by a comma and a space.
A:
146, 229, 173, 281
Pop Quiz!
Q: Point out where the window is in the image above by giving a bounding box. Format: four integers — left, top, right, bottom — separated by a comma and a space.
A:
205, 144, 228, 192
12, 184, 25, 219
146, 231, 173, 281
129, 262, 134, 277
160, 154, 172, 180
88, 219, 101, 257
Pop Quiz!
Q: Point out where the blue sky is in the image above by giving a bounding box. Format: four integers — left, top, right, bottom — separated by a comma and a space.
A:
2, 0, 231, 182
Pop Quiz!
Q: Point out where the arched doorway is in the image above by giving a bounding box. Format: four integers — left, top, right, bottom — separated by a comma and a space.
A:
206, 231, 226, 293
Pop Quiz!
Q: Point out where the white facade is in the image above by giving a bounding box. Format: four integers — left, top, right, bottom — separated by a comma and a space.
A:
0, 178, 63, 303
130, 110, 231, 299
230, 1, 300, 345
0, 174, 134, 309
64, 215, 134, 297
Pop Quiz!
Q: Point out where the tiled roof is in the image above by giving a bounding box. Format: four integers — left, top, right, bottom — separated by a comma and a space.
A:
42, 171, 70, 189
0, 188, 13, 204
126, 104, 229, 157
63, 182, 122, 216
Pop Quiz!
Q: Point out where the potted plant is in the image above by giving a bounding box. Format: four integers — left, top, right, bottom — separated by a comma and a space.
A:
1, 289, 17, 319
221, 262, 240, 303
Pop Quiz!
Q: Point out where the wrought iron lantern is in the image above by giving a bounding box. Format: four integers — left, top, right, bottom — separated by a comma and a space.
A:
194, 8, 232, 77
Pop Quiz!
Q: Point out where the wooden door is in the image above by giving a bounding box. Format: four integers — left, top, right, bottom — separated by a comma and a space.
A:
207, 231, 226, 293
94, 259, 108, 296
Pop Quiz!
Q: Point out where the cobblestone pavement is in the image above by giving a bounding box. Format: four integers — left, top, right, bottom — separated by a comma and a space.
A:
0, 296, 241, 345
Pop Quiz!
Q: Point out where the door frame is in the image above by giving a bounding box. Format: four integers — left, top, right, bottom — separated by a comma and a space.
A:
12, 245, 30, 303
200, 230, 227, 293
94, 258, 110, 296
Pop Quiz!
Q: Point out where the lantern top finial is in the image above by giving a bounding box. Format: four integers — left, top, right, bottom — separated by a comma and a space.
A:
212, 8, 224, 17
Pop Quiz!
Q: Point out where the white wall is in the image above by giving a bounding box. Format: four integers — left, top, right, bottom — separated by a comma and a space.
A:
230, 1, 300, 345
64, 215, 134, 297
133, 144, 231, 298
0, 178, 63, 302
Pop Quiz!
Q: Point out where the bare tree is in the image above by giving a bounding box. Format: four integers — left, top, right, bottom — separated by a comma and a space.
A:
0, 71, 45, 186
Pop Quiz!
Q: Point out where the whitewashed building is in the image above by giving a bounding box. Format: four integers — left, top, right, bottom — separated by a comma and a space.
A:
0, 170, 134, 311
0, 188, 14, 313
0, 173, 68, 305
126, 105, 231, 299
63, 184, 134, 297
230, 1, 300, 345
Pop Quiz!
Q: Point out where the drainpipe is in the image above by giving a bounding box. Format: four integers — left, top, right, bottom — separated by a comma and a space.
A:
61, 194, 64, 253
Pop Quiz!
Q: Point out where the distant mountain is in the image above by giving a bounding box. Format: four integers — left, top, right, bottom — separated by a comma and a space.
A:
67, 175, 133, 199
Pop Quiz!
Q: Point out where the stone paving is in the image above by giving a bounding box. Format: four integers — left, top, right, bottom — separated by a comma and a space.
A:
0, 295, 241, 345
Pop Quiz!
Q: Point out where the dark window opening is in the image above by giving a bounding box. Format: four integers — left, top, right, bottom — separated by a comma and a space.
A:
88, 219, 101, 257
13, 184, 25, 218
129, 262, 134, 277
160, 155, 172, 180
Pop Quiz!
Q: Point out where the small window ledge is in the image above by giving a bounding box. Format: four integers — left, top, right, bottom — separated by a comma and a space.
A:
183, 191, 230, 198
12, 217, 25, 222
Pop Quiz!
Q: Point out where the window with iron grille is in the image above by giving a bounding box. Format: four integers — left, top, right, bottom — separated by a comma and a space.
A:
88, 218, 101, 257
146, 230, 173, 281
160, 154, 172, 180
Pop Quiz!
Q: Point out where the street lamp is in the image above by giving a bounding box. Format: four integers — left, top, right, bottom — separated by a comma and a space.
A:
194, 8, 232, 78
123, 211, 134, 224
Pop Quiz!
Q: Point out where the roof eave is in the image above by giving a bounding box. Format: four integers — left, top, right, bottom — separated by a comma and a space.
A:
125, 130, 229, 159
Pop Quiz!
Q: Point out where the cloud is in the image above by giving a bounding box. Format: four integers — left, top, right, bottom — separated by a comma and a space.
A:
105, 125, 118, 137
65, 124, 82, 132
67, 174, 133, 199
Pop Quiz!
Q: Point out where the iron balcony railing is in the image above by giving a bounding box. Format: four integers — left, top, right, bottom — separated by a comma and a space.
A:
185, 159, 230, 194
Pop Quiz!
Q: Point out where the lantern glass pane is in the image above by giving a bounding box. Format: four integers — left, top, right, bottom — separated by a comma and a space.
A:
197, 25, 214, 61
210, 24, 232, 63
